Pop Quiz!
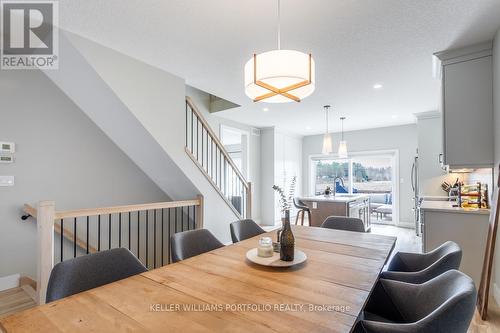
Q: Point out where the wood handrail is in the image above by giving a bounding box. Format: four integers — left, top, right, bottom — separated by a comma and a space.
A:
24, 199, 201, 220
186, 96, 249, 190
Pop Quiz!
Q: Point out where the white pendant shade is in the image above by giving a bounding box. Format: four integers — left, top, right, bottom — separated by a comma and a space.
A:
338, 140, 348, 158
244, 50, 315, 103
322, 133, 333, 154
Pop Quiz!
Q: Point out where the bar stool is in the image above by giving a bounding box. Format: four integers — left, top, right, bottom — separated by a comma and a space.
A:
293, 197, 311, 226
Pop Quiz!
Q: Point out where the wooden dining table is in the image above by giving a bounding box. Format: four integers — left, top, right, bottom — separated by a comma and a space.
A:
0, 226, 396, 333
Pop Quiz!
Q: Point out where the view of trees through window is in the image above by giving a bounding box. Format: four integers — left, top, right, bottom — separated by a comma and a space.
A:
314, 156, 393, 195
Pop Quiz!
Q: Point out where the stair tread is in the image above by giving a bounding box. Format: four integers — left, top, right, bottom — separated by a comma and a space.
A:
0, 287, 36, 318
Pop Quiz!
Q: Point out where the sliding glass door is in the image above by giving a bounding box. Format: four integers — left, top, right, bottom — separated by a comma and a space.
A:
311, 152, 396, 225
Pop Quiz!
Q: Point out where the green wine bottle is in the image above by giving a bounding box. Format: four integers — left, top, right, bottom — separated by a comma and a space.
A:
280, 210, 295, 261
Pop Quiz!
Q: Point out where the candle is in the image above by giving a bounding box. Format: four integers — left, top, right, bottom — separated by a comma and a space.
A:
257, 237, 274, 258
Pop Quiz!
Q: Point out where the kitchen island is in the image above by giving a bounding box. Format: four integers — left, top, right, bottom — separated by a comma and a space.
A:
300, 194, 371, 230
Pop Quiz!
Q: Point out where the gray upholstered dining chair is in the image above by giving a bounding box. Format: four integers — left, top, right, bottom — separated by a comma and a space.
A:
46, 248, 147, 303
293, 197, 311, 225
380, 241, 462, 284
230, 219, 265, 243
321, 216, 365, 232
353, 270, 476, 333
170, 229, 224, 263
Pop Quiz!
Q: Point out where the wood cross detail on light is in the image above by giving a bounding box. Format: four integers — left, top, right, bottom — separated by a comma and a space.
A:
252, 53, 313, 103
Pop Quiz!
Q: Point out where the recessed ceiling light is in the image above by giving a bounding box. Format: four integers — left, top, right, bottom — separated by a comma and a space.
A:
305, 126, 312, 130
262, 107, 269, 112
373, 84, 383, 89
391, 114, 398, 119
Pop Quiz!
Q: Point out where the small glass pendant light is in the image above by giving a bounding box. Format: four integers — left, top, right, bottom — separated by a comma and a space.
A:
322, 105, 333, 154
338, 117, 348, 158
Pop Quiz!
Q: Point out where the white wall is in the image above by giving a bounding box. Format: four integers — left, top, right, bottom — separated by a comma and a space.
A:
493, 27, 500, 305
186, 86, 262, 222
260, 128, 276, 226
0, 70, 169, 278
274, 130, 303, 222
302, 124, 418, 225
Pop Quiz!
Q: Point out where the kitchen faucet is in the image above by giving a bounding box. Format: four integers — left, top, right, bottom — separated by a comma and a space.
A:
333, 176, 345, 196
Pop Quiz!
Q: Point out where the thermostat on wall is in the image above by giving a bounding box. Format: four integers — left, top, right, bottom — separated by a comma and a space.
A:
0, 142, 15, 153
0, 176, 14, 187
0, 155, 14, 163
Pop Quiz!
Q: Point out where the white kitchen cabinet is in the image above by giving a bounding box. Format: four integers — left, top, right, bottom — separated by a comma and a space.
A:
421, 201, 489, 286
435, 42, 494, 169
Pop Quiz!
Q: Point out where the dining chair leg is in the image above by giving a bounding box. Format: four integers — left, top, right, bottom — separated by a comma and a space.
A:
301, 210, 305, 226
295, 211, 300, 225
307, 210, 311, 226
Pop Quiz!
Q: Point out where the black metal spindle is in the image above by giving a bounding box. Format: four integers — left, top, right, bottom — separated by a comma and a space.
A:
108, 214, 112, 250
211, 139, 214, 179
196, 117, 200, 159
161, 208, 164, 266
86, 216, 89, 254
193, 205, 196, 230
98, 215, 101, 252
154, 209, 157, 269
215, 144, 218, 186
60, 219, 64, 262
119, 213, 122, 247
187, 204, 190, 232
73, 217, 77, 258
168, 208, 171, 264
128, 212, 131, 250
175, 207, 178, 233
181, 207, 184, 232
146, 210, 149, 268
137, 211, 140, 259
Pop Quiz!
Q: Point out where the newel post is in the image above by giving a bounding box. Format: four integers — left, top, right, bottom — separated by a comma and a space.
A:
36, 201, 55, 305
196, 195, 204, 229
246, 182, 252, 219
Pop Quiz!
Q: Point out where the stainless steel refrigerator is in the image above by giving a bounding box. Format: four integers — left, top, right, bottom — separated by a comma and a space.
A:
410, 151, 420, 236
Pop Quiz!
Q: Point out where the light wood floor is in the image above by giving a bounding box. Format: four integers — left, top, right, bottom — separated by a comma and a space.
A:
0, 287, 36, 319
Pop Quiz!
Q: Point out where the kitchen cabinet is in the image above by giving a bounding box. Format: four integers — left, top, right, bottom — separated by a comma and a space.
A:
435, 42, 494, 169
420, 200, 489, 286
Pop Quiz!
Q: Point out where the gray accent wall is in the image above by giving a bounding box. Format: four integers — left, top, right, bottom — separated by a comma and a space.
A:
0, 70, 169, 278
302, 124, 418, 225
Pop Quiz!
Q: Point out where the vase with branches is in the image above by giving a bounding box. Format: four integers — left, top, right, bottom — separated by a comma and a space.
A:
272, 177, 296, 261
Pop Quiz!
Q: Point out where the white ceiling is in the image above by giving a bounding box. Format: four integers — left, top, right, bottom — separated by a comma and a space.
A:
59, 0, 500, 135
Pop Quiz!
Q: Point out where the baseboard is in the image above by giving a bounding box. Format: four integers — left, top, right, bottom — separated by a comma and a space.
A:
396, 221, 415, 229
0, 273, 20, 292
494, 283, 500, 306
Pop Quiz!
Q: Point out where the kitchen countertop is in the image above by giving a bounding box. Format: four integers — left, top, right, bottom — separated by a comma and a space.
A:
300, 194, 369, 203
420, 200, 490, 215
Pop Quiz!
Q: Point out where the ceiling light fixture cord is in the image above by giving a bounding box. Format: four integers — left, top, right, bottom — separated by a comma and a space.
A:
277, 0, 281, 50
325, 105, 330, 133
341, 117, 345, 140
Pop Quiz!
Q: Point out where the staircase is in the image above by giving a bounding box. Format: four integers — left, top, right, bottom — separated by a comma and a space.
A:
41, 31, 250, 243
0, 278, 36, 319
185, 97, 251, 219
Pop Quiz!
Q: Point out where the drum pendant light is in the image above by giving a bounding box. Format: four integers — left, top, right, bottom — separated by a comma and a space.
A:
244, 0, 315, 103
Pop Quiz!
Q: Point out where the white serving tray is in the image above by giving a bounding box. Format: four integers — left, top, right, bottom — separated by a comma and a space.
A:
246, 248, 307, 267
